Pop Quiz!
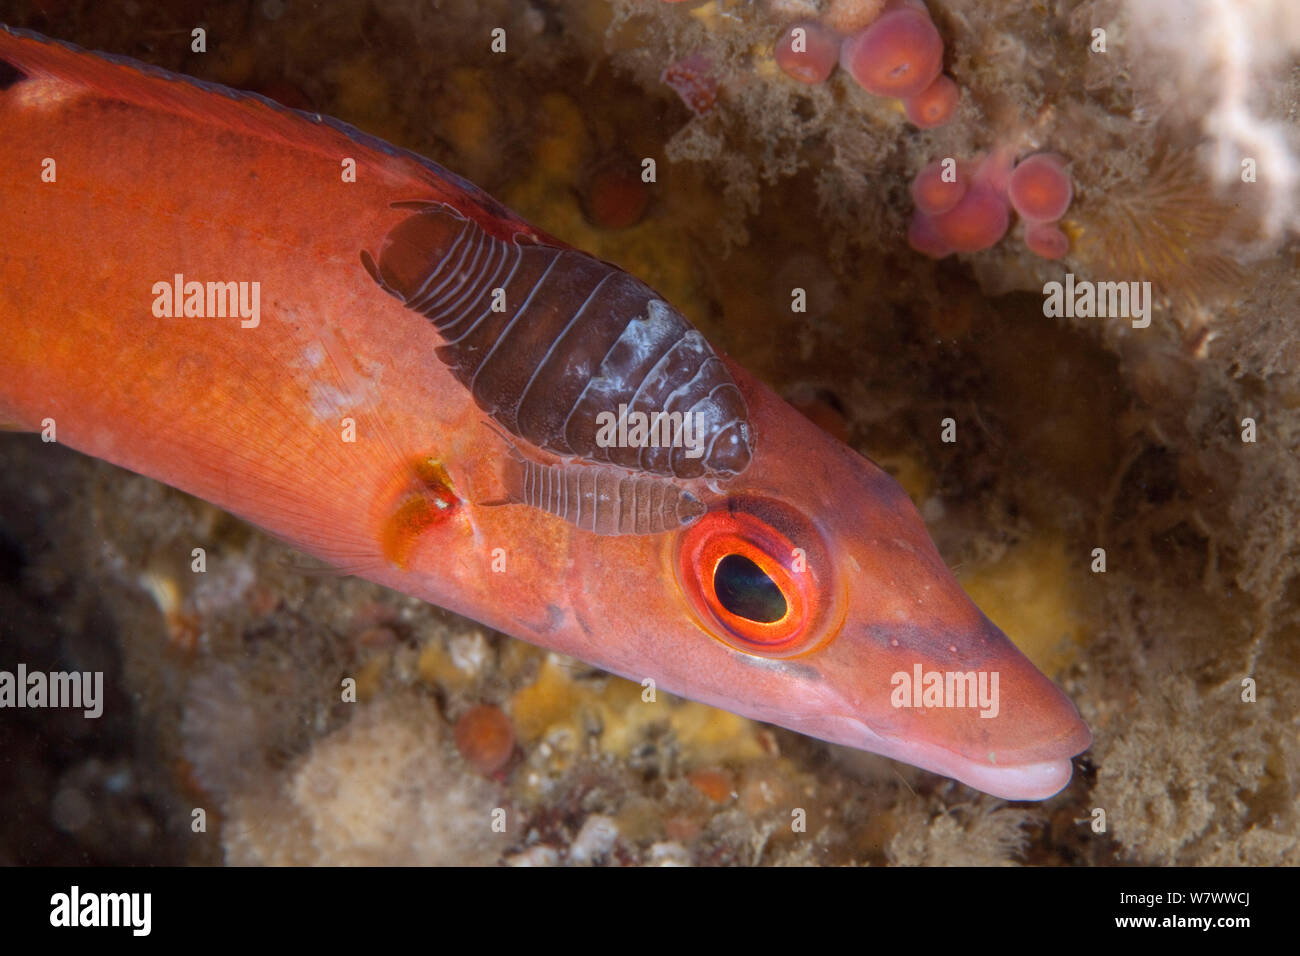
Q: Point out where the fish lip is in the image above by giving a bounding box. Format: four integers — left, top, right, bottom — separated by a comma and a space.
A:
803, 713, 1091, 801
923, 752, 1080, 801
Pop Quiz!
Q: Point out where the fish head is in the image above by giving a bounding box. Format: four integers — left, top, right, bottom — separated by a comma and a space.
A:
651, 362, 1091, 800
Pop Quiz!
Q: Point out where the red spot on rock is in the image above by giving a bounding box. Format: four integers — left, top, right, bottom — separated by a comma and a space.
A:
687, 767, 735, 803
454, 705, 515, 775
583, 164, 650, 230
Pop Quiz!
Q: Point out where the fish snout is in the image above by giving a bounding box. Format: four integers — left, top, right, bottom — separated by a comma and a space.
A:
812, 613, 1091, 799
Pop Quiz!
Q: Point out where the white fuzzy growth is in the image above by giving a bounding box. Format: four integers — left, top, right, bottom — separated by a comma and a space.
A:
505, 845, 560, 866
568, 814, 619, 864
1125, 0, 1300, 238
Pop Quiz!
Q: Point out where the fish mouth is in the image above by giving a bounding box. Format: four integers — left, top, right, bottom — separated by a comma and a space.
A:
800, 713, 1091, 801
913, 749, 1080, 801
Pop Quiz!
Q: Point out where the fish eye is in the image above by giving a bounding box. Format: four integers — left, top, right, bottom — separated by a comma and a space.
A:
714, 553, 787, 623
674, 496, 842, 658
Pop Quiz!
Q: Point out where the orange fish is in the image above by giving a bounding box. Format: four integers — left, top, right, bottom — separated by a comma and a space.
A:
0, 26, 1089, 799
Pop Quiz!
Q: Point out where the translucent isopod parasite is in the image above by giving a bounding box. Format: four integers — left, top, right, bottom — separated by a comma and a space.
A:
362, 201, 753, 482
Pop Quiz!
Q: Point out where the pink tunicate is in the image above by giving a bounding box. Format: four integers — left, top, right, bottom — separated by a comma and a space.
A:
1008, 153, 1073, 223
903, 73, 959, 128
907, 212, 952, 259
839, 7, 944, 99
970, 145, 1017, 200
931, 186, 1010, 253
910, 159, 966, 216
1024, 221, 1070, 259
775, 21, 840, 85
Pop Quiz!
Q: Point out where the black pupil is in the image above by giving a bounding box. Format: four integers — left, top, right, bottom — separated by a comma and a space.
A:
713, 554, 787, 624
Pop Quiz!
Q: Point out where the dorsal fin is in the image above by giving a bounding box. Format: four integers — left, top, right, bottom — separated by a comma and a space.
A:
0, 23, 548, 244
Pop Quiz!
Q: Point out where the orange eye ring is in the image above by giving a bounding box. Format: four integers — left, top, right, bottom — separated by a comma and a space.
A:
675, 496, 841, 658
